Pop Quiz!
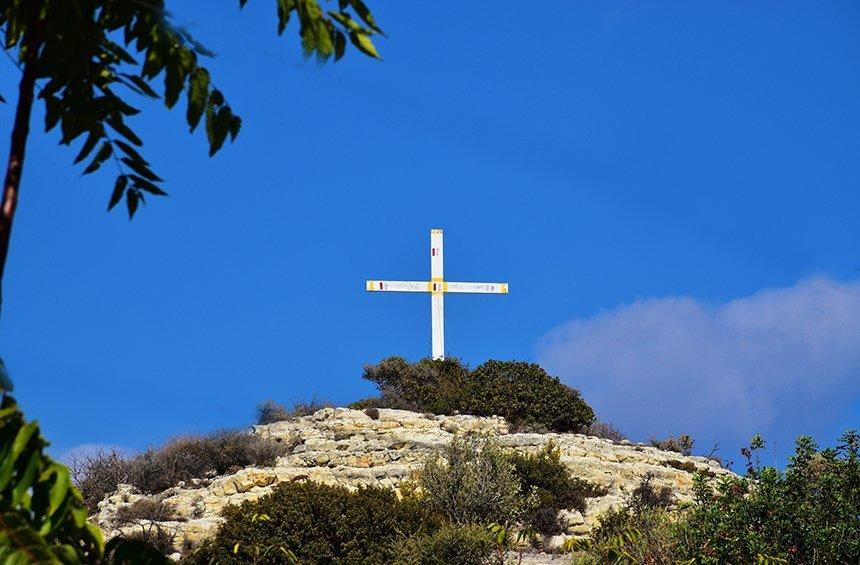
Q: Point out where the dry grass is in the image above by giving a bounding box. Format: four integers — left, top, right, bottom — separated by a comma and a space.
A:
74, 430, 290, 513
255, 397, 334, 425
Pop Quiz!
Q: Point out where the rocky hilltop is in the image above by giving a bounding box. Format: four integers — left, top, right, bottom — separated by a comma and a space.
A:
96, 408, 731, 557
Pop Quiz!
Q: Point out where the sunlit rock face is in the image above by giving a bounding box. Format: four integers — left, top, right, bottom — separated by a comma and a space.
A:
95, 408, 731, 558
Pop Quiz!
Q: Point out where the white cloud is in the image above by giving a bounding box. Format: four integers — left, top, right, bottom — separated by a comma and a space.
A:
537, 277, 860, 454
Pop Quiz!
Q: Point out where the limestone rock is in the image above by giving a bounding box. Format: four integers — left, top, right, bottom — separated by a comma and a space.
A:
95, 408, 733, 558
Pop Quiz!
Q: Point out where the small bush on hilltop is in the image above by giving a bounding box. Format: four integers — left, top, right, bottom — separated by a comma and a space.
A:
419, 437, 529, 526
256, 399, 289, 424
352, 357, 595, 433
256, 396, 334, 425
649, 433, 694, 456
584, 421, 628, 442
185, 482, 432, 564
464, 360, 594, 433
392, 523, 501, 565
509, 442, 606, 535
75, 430, 290, 512
351, 356, 469, 414
114, 498, 179, 525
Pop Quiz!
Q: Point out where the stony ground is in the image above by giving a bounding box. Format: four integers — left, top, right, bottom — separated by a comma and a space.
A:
95, 408, 731, 559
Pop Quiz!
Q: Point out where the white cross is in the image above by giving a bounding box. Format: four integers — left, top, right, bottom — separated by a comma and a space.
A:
366, 229, 509, 360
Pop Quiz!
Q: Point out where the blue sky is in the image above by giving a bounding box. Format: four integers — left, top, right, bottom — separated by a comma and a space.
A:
0, 1, 858, 467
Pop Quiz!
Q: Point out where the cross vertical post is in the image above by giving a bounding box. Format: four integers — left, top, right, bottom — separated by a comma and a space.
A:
366, 229, 508, 360
430, 229, 444, 359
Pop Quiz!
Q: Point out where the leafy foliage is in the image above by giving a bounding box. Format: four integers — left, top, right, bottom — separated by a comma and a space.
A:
353, 356, 469, 415
392, 523, 501, 565
419, 437, 530, 526
0, 394, 103, 562
185, 481, 431, 564
464, 360, 595, 433
508, 442, 606, 535
0, 0, 383, 217
74, 430, 290, 512
675, 431, 860, 564
353, 357, 595, 433
569, 432, 860, 565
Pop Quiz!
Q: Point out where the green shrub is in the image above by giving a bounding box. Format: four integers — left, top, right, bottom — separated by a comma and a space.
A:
353, 357, 595, 433
419, 437, 529, 526
352, 356, 469, 414
392, 523, 501, 565
675, 432, 860, 564
648, 434, 694, 456
464, 361, 594, 433
185, 481, 431, 564
75, 430, 290, 511
572, 432, 860, 565
509, 442, 606, 535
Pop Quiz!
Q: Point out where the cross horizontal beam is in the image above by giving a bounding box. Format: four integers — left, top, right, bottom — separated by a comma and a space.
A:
366, 280, 509, 294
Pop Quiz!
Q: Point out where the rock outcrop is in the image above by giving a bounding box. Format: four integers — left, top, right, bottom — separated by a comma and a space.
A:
95, 408, 731, 557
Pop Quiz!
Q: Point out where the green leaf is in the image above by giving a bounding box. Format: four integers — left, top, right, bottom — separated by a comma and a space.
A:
186, 68, 210, 132
0, 422, 37, 491
349, 0, 383, 34
107, 117, 143, 146
46, 465, 71, 515
348, 30, 379, 59
74, 131, 102, 165
113, 140, 148, 165
120, 74, 159, 99
83, 143, 113, 175
329, 11, 368, 34
0, 358, 13, 392
276, 0, 294, 35
126, 190, 140, 219
120, 157, 162, 182
129, 175, 167, 196
11, 451, 39, 506
334, 31, 346, 61
108, 176, 128, 212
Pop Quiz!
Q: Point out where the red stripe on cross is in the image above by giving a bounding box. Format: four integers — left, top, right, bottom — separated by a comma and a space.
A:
379, 282, 384, 290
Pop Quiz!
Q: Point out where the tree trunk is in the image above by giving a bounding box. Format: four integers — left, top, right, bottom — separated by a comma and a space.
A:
0, 54, 39, 316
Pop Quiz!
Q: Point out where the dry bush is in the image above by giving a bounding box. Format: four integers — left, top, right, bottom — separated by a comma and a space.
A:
288, 396, 333, 418
74, 431, 290, 512
114, 498, 178, 526
70, 448, 132, 514
584, 421, 628, 443
256, 397, 334, 425
364, 407, 380, 420
649, 434, 694, 456
256, 400, 289, 424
